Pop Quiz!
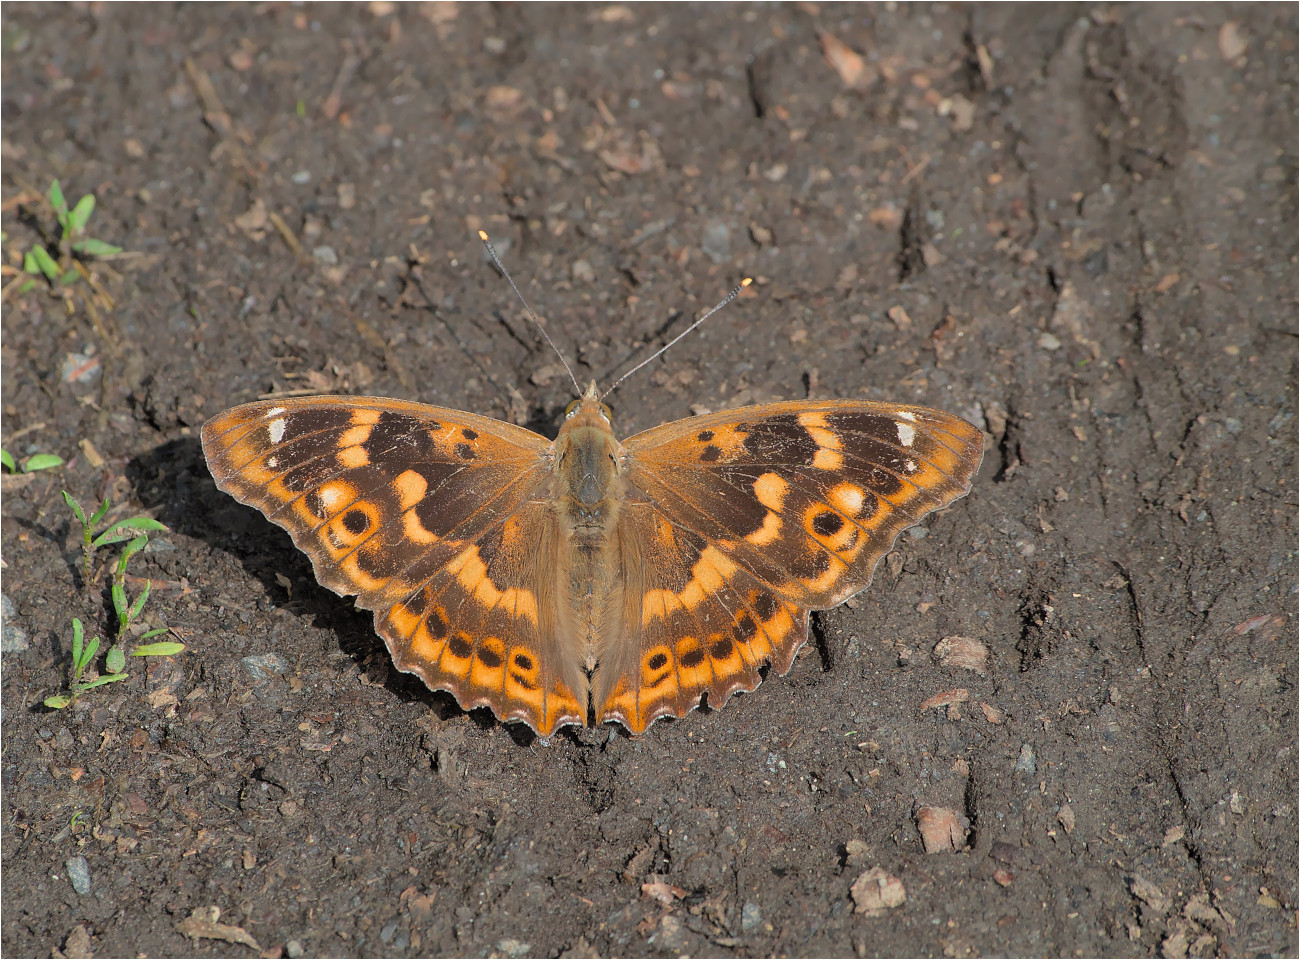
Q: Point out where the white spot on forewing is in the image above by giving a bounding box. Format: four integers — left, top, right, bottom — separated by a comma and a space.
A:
266, 407, 287, 417
905, 459, 918, 473
268, 418, 287, 444
266, 456, 279, 468
897, 422, 916, 447
896, 410, 917, 422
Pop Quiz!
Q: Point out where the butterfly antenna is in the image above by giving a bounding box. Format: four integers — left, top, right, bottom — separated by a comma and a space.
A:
478, 229, 581, 394
601, 277, 752, 401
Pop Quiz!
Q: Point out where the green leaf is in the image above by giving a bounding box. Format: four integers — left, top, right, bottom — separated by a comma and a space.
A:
105, 644, 126, 674
44, 695, 71, 709
71, 618, 85, 666
23, 453, 64, 472
79, 673, 131, 689
78, 636, 101, 679
88, 497, 111, 526
140, 627, 171, 640
69, 194, 95, 234
71, 238, 122, 257
92, 517, 166, 548
1, 449, 15, 472
26, 246, 59, 281
48, 179, 67, 217
130, 580, 152, 621
16, 279, 35, 294
60, 268, 81, 285
133, 641, 186, 657
112, 581, 128, 626
119, 534, 148, 567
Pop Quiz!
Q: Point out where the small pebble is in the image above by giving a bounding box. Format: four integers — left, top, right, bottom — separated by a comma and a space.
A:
1014, 743, 1037, 775
496, 938, 532, 958
65, 855, 91, 895
1, 595, 29, 654
312, 246, 338, 265
286, 940, 305, 959
741, 901, 763, 931
1037, 332, 1062, 351
700, 221, 731, 264
241, 653, 290, 682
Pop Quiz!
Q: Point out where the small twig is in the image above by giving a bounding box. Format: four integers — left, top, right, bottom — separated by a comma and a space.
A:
267, 211, 308, 260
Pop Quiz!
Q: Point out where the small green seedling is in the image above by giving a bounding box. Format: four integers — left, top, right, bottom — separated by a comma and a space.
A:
45, 493, 184, 710
1, 448, 64, 473
22, 180, 122, 288
63, 490, 166, 583
42, 618, 130, 709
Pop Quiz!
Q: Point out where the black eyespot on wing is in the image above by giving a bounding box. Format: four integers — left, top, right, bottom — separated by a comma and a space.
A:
454, 443, 476, 460
697, 430, 714, 442
462, 428, 478, 441
648, 652, 669, 671
700, 444, 722, 463
680, 647, 706, 668
342, 509, 369, 535
812, 511, 844, 537
477, 646, 503, 668
448, 634, 472, 658
710, 637, 735, 658
513, 653, 534, 671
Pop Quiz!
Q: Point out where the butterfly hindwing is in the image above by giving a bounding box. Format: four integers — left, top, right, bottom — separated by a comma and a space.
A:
202, 397, 584, 735
595, 506, 809, 732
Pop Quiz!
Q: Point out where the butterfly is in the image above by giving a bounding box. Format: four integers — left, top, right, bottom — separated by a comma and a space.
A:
202, 379, 983, 737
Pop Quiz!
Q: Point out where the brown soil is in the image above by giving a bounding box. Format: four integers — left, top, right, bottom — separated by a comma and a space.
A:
2, 4, 1296, 958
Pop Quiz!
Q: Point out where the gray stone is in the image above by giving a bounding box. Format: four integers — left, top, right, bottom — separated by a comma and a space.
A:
1014, 743, 1037, 775
1, 595, 29, 653
65, 855, 91, 895
701, 220, 731, 264
241, 653, 290, 682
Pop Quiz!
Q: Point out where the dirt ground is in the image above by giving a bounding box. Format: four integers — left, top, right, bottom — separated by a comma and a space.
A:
2, 4, 1296, 958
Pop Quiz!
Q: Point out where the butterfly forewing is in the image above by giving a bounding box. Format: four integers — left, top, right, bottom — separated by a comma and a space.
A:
202, 396, 584, 735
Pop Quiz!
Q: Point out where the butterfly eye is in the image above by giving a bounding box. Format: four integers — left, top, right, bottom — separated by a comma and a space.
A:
564, 399, 580, 419
599, 403, 614, 423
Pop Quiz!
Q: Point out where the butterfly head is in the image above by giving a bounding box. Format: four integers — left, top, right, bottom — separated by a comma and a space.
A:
564, 380, 613, 426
